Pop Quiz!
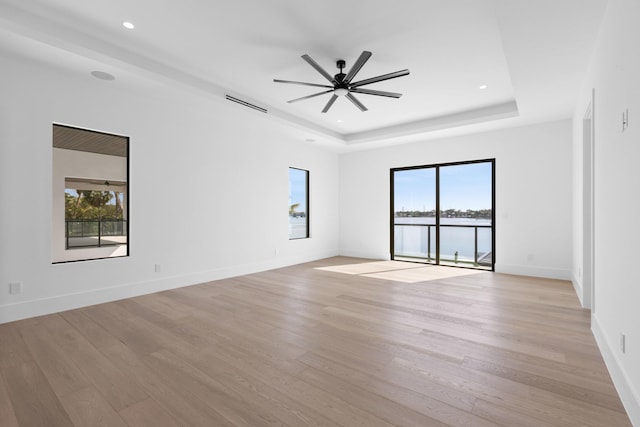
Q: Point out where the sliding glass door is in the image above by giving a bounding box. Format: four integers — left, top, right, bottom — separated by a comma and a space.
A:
392, 168, 437, 263
391, 159, 494, 270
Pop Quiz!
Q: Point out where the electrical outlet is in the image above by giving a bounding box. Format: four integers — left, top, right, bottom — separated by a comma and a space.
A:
274, 248, 279, 256
622, 109, 629, 132
9, 282, 21, 295
620, 333, 626, 354
154, 264, 161, 273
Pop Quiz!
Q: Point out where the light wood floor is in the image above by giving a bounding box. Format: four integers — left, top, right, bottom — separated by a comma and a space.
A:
0, 257, 632, 426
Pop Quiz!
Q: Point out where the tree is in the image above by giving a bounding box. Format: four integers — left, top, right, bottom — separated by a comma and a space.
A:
65, 190, 113, 220
289, 203, 300, 215
72, 191, 83, 219
81, 191, 111, 209
113, 191, 122, 218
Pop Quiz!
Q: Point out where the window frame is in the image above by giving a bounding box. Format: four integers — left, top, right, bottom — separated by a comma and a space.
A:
390, 158, 495, 271
288, 167, 310, 240
52, 123, 130, 263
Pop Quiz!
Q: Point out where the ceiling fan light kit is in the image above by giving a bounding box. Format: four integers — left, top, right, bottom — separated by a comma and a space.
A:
274, 51, 409, 113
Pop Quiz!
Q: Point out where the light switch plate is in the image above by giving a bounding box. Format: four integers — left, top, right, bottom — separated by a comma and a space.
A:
9, 282, 21, 295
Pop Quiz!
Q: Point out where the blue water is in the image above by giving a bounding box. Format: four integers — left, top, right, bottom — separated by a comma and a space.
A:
394, 217, 492, 262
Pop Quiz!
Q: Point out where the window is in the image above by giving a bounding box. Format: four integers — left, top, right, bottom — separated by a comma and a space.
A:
391, 159, 494, 270
289, 167, 309, 239
52, 124, 129, 262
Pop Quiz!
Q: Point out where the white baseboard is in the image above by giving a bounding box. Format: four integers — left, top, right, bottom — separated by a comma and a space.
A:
338, 249, 390, 261
0, 249, 339, 325
494, 263, 571, 281
592, 315, 640, 426
571, 273, 585, 307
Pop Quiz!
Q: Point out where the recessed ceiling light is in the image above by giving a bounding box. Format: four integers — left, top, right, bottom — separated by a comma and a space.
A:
337, 119, 343, 123
122, 21, 135, 30
91, 70, 115, 81
479, 84, 488, 90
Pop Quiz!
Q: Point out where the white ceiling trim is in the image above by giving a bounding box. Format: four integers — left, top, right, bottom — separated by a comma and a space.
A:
0, 2, 519, 147
0, 0, 607, 150
0, 2, 346, 143
344, 100, 519, 145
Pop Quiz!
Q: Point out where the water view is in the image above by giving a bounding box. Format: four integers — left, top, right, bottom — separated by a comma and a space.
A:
393, 160, 494, 269
394, 217, 492, 265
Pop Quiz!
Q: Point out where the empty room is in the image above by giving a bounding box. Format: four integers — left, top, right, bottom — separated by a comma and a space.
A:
0, 0, 638, 426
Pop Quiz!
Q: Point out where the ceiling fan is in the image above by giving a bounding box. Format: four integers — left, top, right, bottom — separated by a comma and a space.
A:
274, 51, 409, 113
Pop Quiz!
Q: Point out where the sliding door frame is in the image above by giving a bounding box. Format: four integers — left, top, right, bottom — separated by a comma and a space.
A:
390, 158, 495, 271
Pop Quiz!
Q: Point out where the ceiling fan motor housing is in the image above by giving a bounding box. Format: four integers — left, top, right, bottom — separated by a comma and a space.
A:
333, 59, 349, 95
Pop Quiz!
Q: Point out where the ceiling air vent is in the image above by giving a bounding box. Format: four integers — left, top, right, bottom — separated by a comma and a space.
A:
225, 95, 267, 114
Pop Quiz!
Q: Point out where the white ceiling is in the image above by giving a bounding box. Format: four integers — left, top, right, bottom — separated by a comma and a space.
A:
0, 0, 608, 150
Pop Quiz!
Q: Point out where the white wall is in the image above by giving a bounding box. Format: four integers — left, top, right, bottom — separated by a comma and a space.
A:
572, 0, 640, 423
0, 54, 339, 323
339, 120, 573, 280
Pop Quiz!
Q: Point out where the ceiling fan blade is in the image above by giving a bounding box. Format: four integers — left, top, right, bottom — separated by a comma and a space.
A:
287, 89, 333, 103
350, 88, 402, 98
350, 69, 410, 88
274, 79, 333, 89
301, 54, 337, 84
343, 51, 372, 84
321, 94, 338, 113
345, 93, 368, 112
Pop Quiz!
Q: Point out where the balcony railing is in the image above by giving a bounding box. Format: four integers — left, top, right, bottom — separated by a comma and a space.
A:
65, 219, 127, 249
394, 223, 492, 267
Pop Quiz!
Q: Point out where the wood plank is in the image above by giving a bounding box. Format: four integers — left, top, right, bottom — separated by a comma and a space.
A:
1, 358, 74, 426
118, 398, 182, 427
177, 343, 394, 427
60, 310, 124, 349
472, 398, 556, 427
390, 354, 629, 427
462, 356, 626, 413
0, 256, 632, 426
41, 315, 149, 412
144, 348, 308, 426
0, 373, 19, 427
100, 342, 236, 426
298, 351, 496, 427
18, 320, 92, 397
80, 305, 163, 355
298, 365, 450, 427
59, 387, 127, 427
0, 323, 34, 370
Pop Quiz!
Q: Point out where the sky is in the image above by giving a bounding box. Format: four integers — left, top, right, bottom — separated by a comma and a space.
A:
289, 168, 307, 212
393, 162, 492, 211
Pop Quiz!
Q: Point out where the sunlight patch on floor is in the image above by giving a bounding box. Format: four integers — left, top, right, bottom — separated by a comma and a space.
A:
316, 260, 485, 283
